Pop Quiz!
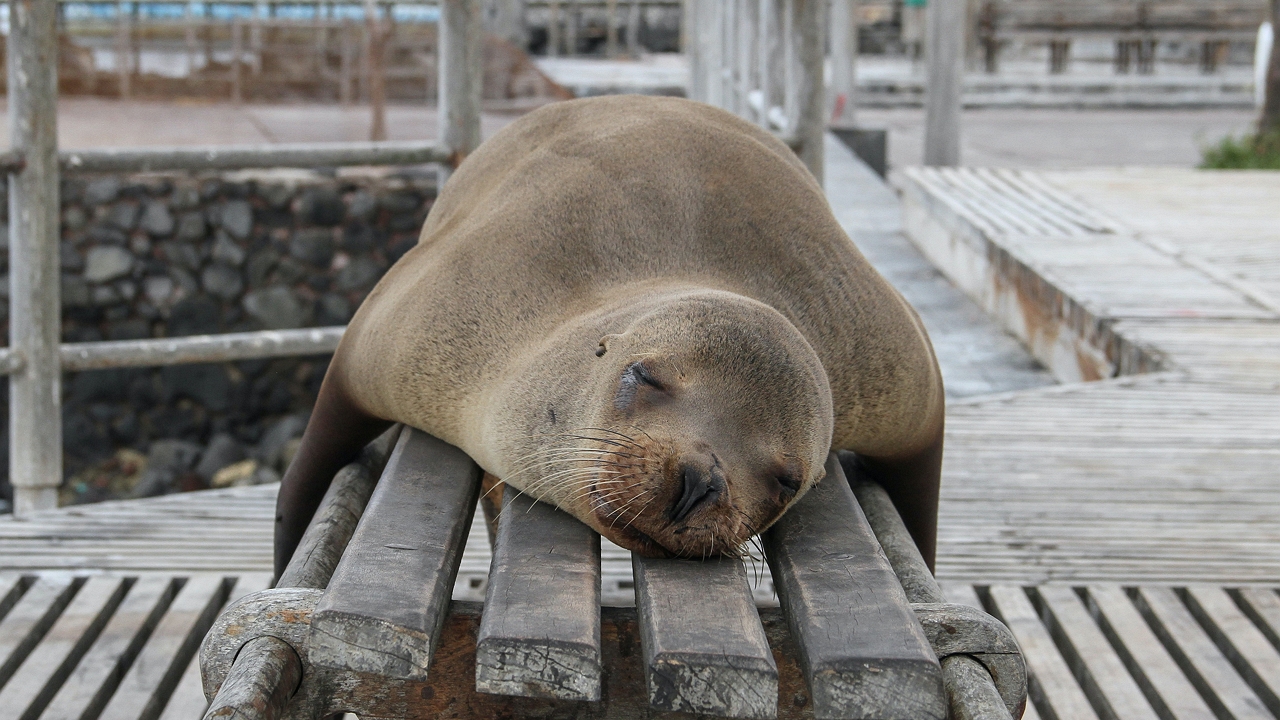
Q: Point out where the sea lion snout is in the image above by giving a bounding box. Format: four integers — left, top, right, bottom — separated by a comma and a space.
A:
671, 451, 725, 522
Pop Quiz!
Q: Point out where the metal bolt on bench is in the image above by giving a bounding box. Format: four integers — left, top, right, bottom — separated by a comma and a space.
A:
198, 428, 1026, 720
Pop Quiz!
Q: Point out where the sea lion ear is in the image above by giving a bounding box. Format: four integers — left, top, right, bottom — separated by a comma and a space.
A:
596, 333, 623, 357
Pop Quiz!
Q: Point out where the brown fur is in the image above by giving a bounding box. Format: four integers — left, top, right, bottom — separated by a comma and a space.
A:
275, 96, 944, 577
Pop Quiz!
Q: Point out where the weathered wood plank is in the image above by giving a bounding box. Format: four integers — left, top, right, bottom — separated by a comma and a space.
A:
0, 576, 127, 720
158, 574, 272, 720
632, 554, 776, 719
98, 575, 230, 720
277, 429, 398, 590
308, 428, 481, 680
201, 635, 300, 720
765, 454, 943, 720
0, 577, 79, 688
1182, 585, 1280, 715
1083, 585, 1216, 720
39, 576, 177, 720
1133, 586, 1271, 720
1236, 588, 1280, 654
987, 585, 1099, 720
1035, 585, 1160, 720
476, 485, 602, 701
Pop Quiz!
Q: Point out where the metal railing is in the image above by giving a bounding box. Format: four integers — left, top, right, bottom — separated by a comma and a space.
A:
6, 0, 483, 517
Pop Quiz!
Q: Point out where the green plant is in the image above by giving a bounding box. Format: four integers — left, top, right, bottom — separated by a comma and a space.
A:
1199, 132, 1280, 169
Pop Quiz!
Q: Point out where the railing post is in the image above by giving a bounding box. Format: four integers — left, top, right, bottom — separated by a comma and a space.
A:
830, 0, 857, 128
440, 0, 483, 173
793, 0, 823, 184
924, 0, 963, 166
8, 0, 62, 516
116, 0, 131, 98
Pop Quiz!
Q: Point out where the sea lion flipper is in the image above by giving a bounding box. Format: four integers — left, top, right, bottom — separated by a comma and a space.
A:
273, 375, 392, 580
839, 430, 944, 573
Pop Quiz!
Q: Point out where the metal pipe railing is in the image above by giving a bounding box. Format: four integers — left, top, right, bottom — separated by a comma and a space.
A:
0, 328, 344, 375
6, 0, 484, 518
60, 140, 450, 173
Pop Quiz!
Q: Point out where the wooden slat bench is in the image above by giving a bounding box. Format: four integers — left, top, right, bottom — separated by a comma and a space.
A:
199, 426, 1026, 720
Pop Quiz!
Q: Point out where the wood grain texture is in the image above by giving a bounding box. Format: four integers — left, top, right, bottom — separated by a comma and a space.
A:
308, 428, 481, 680
0, 576, 127, 720
1083, 585, 1216, 720
633, 554, 777, 719
765, 454, 943, 720
987, 585, 1099, 720
277, 427, 398, 590
202, 636, 301, 720
39, 576, 178, 720
99, 574, 230, 720
1133, 586, 1271, 720
475, 485, 602, 701
0, 577, 79, 688
160, 574, 272, 720
1034, 585, 1160, 720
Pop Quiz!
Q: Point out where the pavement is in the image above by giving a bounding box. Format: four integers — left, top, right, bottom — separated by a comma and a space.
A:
0, 98, 1257, 172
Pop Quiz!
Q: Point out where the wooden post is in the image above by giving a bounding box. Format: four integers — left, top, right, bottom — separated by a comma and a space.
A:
116, 0, 131, 98
548, 0, 561, 57
685, 0, 701, 100
340, 20, 354, 105
203, 1, 214, 67
184, 1, 198, 87
830, 0, 857, 128
737, 0, 752, 115
706, 0, 723, 106
231, 19, 243, 104
8, 0, 62, 516
251, 2, 265, 75
440, 0, 483, 169
781, 0, 795, 127
365, 0, 388, 141
924, 0, 963, 166
565, 0, 578, 56
606, 0, 618, 58
757, 0, 772, 126
679, 0, 690, 54
793, 0, 824, 184
627, 0, 640, 57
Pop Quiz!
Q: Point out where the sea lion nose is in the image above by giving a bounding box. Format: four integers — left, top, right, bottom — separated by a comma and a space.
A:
671, 454, 724, 523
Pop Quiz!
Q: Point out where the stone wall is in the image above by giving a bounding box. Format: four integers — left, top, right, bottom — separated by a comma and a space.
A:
0, 169, 437, 511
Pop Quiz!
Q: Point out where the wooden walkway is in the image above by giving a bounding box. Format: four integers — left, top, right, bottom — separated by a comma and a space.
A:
2, 148, 1279, 718
896, 165, 1280, 588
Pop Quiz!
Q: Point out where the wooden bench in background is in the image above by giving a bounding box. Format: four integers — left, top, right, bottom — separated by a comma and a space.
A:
199, 426, 1027, 720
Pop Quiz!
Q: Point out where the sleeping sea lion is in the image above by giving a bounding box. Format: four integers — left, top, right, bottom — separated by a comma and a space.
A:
274, 95, 944, 577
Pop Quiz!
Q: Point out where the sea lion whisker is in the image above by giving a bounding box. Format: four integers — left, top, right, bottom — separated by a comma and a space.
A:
607, 491, 652, 527
572, 427, 642, 445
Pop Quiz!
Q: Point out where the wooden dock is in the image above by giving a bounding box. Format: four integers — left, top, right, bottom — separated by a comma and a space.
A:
2, 146, 1279, 718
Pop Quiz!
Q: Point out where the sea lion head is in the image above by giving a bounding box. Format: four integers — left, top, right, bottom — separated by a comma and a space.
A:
494, 290, 834, 558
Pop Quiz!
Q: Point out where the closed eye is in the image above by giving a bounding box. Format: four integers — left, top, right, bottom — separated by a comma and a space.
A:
614, 361, 665, 409
628, 362, 665, 390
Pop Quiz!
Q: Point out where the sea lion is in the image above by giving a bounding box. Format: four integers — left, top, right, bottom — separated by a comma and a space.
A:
274, 95, 944, 578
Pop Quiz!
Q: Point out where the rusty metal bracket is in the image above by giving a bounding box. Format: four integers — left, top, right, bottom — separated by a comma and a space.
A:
913, 602, 1027, 718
